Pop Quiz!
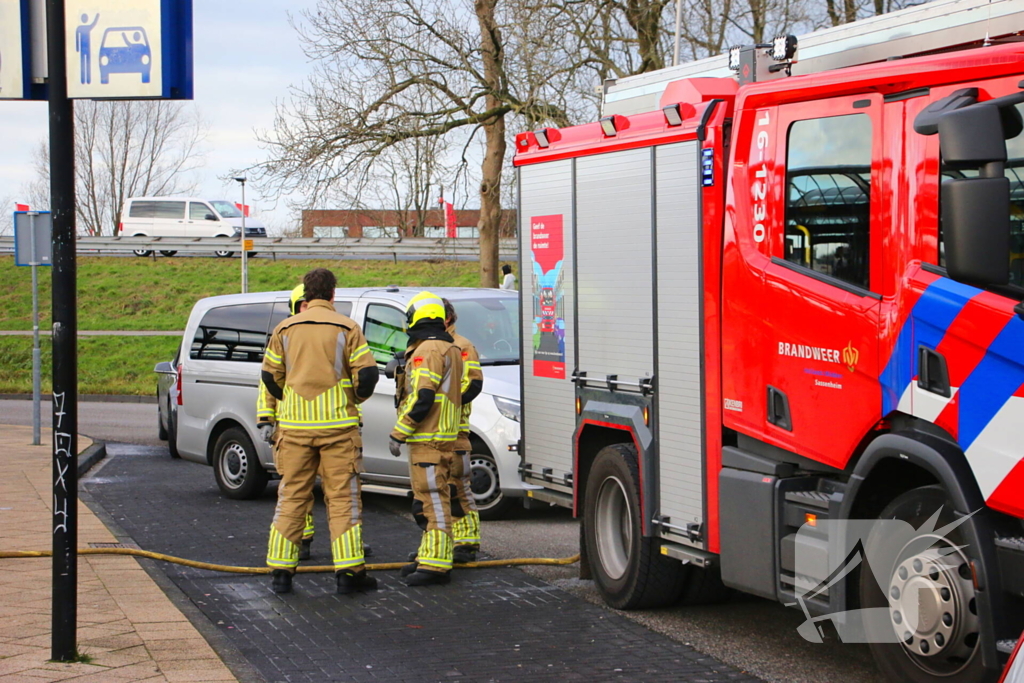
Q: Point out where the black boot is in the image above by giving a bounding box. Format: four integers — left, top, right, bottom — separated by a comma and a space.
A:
337, 569, 378, 595
404, 569, 451, 587
400, 561, 418, 577
453, 546, 477, 564
407, 551, 418, 561
271, 569, 293, 594
299, 538, 312, 561
363, 544, 373, 558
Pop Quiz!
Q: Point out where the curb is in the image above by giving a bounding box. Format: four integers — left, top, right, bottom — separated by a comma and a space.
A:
0, 394, 158, 404
78, 441, 106, 475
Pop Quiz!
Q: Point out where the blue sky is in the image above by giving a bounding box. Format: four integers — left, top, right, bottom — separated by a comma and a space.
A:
0, 0, 316, 231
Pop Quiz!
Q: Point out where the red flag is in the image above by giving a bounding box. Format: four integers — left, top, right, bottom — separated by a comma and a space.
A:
444, 201, 457, 238
234, 203, 250, 217
15, 203, 30, 212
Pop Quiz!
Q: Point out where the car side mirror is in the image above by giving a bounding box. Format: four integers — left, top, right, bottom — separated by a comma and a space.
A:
205, 213, 217, 221
154, 361, 174, 373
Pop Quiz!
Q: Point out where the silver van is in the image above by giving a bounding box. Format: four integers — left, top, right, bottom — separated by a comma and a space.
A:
156, 287, 526, 519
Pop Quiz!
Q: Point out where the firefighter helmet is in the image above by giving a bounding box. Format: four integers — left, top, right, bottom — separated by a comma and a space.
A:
289, 284, 305, 315
406, 291, 445, 328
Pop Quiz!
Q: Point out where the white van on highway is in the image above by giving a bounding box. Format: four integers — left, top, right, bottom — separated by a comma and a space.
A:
119, 196, 267, 258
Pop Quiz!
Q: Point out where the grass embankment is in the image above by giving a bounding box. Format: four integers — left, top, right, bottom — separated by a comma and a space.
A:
0, 256, 479, 394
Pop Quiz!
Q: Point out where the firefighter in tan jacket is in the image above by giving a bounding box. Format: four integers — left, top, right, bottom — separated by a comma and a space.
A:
389, 291, 463, 586
260, 268, 379, 595
257, 284, 317, 559
442, 298, 484, 563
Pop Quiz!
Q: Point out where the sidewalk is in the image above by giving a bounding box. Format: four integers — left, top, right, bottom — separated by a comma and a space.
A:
0, 425, 238, 683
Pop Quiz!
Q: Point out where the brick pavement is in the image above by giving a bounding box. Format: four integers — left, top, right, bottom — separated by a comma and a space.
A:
0, 425, 238, 683
83, 443, 762, 683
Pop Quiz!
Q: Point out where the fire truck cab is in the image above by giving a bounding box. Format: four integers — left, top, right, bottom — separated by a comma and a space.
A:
515, 6, 1024, 680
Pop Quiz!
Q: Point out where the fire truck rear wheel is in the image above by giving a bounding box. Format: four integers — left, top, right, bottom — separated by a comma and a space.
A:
584, 443, 687, 609
860, 485, 989, 683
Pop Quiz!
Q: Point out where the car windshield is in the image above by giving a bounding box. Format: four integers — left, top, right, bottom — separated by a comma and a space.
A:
210, 201, 242, 218
102, 28, 148, 49
452, 297, 519, 364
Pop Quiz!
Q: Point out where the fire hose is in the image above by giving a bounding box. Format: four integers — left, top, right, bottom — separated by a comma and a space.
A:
0, 548, 580, 574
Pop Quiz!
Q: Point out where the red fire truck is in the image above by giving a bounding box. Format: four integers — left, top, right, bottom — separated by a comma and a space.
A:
514, 0, 1024, 680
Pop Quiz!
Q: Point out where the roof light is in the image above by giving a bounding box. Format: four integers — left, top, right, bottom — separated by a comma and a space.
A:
534, 129, 550, 148
772, 34, 797, 61
728, 47, 741, 72
662, 104, 683, 127
599, 116, 618, 137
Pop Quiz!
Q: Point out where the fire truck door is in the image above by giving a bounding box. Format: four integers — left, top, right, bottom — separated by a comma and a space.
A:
759, 95, 885, 468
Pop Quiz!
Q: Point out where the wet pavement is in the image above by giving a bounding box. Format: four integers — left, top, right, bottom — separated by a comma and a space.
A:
83, 443, 760, 683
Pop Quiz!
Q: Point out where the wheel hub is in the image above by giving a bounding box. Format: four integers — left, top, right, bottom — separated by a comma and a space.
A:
887, 536, 978, 672
469, 456, 500, 508
221, 443, 248, 487
594, 476, 632, 581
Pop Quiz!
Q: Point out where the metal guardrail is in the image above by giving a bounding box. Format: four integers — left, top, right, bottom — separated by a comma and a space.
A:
0, 235, 517, 258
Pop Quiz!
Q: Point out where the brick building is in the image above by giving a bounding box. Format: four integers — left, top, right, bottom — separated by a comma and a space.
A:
300, 208, 517, 239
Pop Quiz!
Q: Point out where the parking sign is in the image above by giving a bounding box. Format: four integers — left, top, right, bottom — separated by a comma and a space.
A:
0, 0, 29, 99
14, 211, 52, 266
64, 0, 192, 99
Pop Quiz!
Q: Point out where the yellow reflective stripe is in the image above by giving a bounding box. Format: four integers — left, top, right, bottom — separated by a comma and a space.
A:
394, 422, 414, 435
265, 349, 282, 363
331, 525, 364, 569
267, 526, 298, 568
349, 344, 370, 363
278, 419, 360, 429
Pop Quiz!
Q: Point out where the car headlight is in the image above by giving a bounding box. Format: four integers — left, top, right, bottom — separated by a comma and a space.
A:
493, 396, 520, 423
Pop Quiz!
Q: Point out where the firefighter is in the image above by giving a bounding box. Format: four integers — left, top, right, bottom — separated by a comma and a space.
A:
260, 268, 379, 594
389, 291, 463, 586
257, 285, 318, 560
442, 298, 484, 563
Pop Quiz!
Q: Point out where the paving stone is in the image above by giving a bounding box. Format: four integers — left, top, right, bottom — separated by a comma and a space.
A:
85, 445, 761, 683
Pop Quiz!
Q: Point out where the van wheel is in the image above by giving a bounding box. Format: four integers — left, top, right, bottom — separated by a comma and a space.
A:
213, 426, 268, 499
470, 453, 514, 520
214, 249, 234, 258
860, 485, 988, 683
157, 407, 168, 441
584, 443, 687, 609
132, 248, 152, 257
159, 250, 177, 257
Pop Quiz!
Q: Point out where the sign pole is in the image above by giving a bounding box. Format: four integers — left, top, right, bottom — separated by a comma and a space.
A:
47, 0, 79, 662
30, 214, 41, 446
241, 180, 248, 294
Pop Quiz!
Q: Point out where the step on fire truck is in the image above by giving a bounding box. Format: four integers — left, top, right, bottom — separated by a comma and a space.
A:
514, 0, 1024, 680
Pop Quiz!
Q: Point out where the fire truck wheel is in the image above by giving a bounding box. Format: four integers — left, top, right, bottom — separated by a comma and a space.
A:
584, 443, 687, 609
860, 485, 989, 683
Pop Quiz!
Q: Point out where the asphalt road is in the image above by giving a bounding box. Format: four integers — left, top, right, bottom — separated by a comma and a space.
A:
10, 400, 886, 683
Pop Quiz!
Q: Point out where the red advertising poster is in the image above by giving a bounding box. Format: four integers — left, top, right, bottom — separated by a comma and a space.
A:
531, 214, 566, 379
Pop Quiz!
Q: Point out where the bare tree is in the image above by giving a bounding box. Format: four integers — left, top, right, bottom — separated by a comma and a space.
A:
252, 0, 590, 286
0, 195, 14, 237
30, 101, 206, 235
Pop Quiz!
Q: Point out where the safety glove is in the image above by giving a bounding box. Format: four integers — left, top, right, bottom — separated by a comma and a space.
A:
258, 423, 275, 444
389, 437, 403, 457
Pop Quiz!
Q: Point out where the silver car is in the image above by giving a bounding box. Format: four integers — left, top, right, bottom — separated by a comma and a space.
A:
156, 287, 526, 519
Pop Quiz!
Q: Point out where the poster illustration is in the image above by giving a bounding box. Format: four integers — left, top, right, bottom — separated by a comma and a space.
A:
531, 214, 566, 379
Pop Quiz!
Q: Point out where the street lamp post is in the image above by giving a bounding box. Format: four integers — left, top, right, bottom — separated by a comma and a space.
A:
234, 177, 247, 293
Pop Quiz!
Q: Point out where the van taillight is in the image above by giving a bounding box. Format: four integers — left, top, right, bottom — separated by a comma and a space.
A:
175, 369, 183, 406
118, 222, 122, 235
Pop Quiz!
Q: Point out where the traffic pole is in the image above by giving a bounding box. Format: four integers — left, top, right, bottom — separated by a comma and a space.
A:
30, 214, 41, 447
47, 0, 79, 662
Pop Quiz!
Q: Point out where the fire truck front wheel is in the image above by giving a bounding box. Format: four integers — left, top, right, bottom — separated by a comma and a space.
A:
584, 443, 687, 609
860, 485, 989, 683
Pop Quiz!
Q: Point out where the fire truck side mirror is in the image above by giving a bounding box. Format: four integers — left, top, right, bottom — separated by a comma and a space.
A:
937, 103, 1011, 288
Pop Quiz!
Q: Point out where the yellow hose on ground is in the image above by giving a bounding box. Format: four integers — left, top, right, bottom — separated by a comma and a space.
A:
0, 548, 580, 574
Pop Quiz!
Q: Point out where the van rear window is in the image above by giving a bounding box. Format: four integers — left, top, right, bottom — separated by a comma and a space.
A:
191, 303, 273, 362
129, 201, 186, 219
